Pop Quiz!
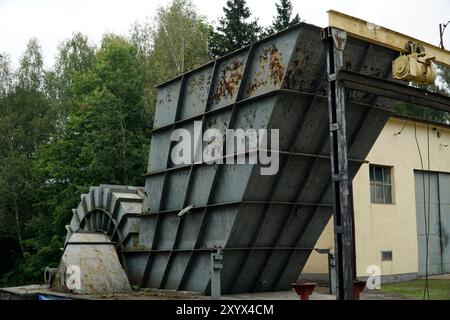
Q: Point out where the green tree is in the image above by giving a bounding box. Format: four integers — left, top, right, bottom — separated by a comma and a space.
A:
0, 53, 12, 98
393, 102, 449, 123
131, 0, 212, 113
16, 38, 45, 92
13, 36, 152, 282
150, 0, 212, 81
0, 39, 55, 264
46, 33, 96, 122
130, 18, 154, 60
0, 39, 55, 158
69, 34, 150, 186
393, 65, 450, 123
436, 64, 450, 96
209, 0, 262, 57
0, 0, 213, 285
0, 153, 36, 257
269, 0, 300, 34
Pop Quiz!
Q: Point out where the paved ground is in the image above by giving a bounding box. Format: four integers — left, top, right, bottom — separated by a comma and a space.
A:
222, 287, 334, 300
1, 284, 415, 300
5, 275, 450, 300
223, 285, 413, 300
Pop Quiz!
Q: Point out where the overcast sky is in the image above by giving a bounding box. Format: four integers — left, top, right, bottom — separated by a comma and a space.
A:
1, 0, 450, 69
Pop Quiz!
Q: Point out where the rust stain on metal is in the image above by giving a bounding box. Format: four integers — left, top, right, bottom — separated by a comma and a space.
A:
186, 73, 210, 96
166, 87, 173, 106
158, 86, 174, 109
213, 60, 244, 103
247, 44, 285, 96
268, 45, 285, 85
185, 72, 212, 107
284, 41, 320, 92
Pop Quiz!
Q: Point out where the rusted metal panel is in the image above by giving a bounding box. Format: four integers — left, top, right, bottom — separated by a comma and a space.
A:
154, 81, 182, 128
210, 53, 247, 110
180, 67, 213, 120
243, 32, 296, 98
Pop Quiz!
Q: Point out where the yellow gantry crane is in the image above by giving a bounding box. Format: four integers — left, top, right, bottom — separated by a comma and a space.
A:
328, 10, 450, 85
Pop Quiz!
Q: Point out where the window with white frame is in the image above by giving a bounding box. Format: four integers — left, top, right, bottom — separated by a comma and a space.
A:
369, 165, 393, 204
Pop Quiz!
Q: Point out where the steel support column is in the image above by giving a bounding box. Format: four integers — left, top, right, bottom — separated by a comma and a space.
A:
210, 248, 223, 300
322, 27, 355, 300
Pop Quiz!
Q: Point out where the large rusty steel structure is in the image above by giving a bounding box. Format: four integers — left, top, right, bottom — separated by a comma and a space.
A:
57, 12, 450, 299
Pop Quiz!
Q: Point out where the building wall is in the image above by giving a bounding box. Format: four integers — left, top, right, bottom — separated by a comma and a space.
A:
302, 116, 450, 279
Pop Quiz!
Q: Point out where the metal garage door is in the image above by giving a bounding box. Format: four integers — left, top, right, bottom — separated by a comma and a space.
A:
414, 171, 450, 276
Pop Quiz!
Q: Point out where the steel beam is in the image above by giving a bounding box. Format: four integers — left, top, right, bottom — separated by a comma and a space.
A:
339, 70, 450, 113
210, 249, 223, 300
328, 10, 450, 68
323, 27, 355, 300
144, 150, 366, 177
122, 246, 316, 254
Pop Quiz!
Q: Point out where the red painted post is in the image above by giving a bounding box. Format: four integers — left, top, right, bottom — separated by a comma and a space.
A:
353, 280, 366, 300
292, 283, 316, 300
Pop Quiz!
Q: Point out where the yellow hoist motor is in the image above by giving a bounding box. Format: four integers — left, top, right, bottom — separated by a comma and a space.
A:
392, 42, 437, 85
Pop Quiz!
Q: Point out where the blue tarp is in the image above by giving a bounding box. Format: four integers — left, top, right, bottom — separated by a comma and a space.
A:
38, 294, 69, 300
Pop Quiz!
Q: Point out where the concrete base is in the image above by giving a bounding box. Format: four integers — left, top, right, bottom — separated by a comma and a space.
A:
419, 273, 450, 280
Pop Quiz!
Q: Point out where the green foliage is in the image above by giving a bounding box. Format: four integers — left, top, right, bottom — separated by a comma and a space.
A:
0, 153, 36, 246
0, 53, 13, 98
0, 0, 214, 285
269, 0, 300, 34
393, 102, 449, 123
69, 34, 150, 186
16, 38, 45, 92
151, 0, 212, 78
0, 39, 55, 264
393, 65, 450, 123
436, 64, 450, 96
131, 0, 212, 111
209, 0, 262, 57
47, 32, 96, 121
17, 35, 152, 281
0, 0, 307, 286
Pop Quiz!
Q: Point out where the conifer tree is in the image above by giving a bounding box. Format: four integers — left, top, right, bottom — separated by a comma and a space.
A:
209, 0, 262, 57
270, 0, 300, 34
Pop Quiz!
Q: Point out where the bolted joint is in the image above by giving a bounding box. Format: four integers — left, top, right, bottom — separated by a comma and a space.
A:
328, 73, 337, 82
213, 263, 223, 270
330, 123, 339, 131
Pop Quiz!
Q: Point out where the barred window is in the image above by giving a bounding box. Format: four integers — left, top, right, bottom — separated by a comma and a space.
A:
369, 165, 393, 204
381, 250, 393, 261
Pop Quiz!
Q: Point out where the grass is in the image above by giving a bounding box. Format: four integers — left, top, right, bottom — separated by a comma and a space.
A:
380, 279, 450, 300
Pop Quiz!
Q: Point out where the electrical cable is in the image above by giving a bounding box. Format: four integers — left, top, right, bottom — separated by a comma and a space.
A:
395, 118, 409, 136
413, 120, 430, 300
425, 114, 431, 300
